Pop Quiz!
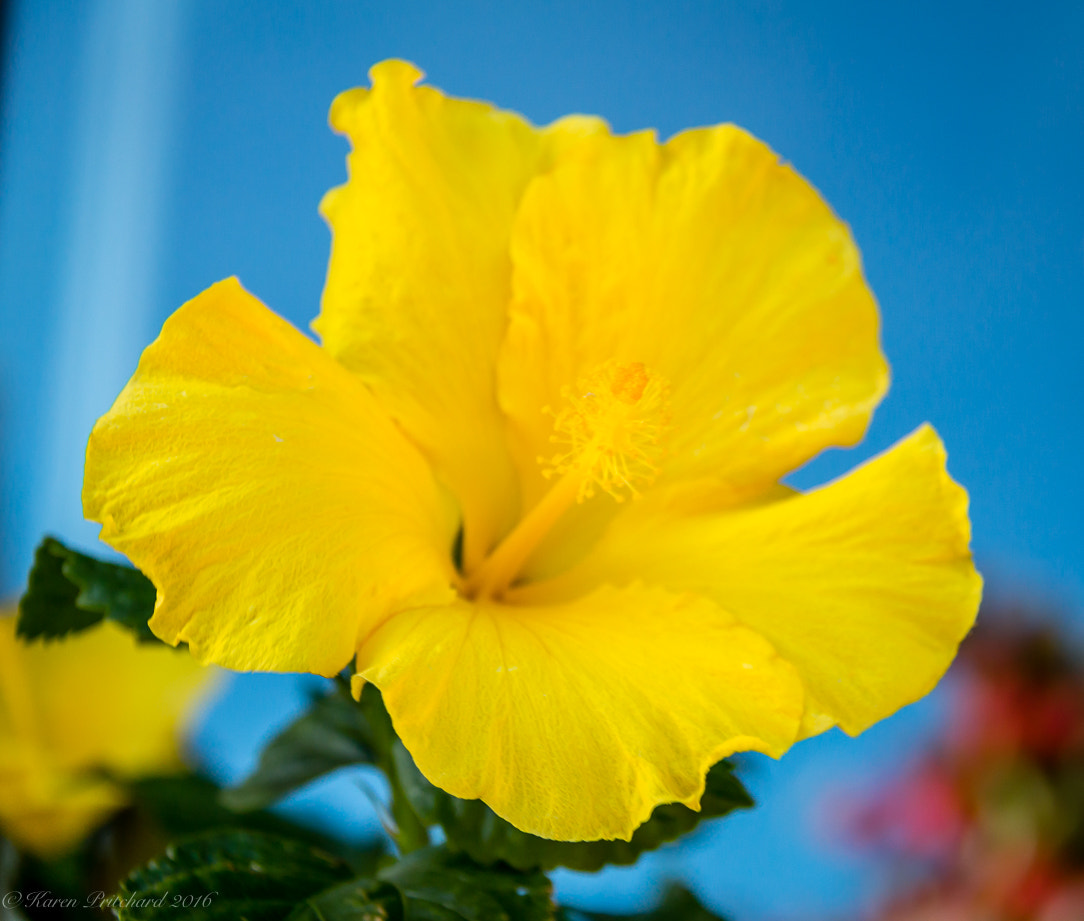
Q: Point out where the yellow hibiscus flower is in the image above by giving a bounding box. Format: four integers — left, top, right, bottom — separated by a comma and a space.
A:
0, 614, 212, 857
83, 60, 981, 843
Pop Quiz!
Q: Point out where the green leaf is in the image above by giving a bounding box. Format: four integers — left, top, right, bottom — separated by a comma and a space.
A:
17, 536, 159, 644
566, 884, 730, 921
114, 830, 351, 921
134, 773, 278, 835
131, 773, 376, 863
223, 682, 431, 853
397, 750, 750, 872
222, 689, 380, 812
378, 847, 554, 921
287, 848, 554, 921
285, 878, 402, 921
17, 538, 101, 638
356, 682, 432, 853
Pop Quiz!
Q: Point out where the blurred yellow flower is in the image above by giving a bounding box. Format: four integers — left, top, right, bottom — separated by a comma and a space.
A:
83, 61, 981, 842
0, 614, 211, 857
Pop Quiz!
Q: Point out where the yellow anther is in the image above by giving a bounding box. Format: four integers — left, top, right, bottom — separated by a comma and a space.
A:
545, 361, 670, 501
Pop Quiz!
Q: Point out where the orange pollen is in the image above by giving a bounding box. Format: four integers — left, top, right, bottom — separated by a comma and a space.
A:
610, 362, 650, 404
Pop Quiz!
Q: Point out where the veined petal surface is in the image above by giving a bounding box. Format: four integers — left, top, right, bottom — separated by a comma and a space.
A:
355, 586, 803, 841
0, 616, 211, 856
84, 278, 456, 674
518, 426, 981, 737
500, 125, 889, 524
318, 60, 602, 569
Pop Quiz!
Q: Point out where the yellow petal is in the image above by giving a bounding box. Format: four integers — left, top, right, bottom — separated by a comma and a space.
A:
356, 585, 803, 841
0, 616, 212, 857
520, 426, 981, 737
84, 277, 456, 674
317, 60, 604, 570
499, 125, 889, 529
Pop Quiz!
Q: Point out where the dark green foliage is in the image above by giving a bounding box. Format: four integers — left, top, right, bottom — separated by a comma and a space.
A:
285, 878, 402, 921
224, 682, 753, 875
221, 690, 379, 813
113, 836, 554, 921
288, 847, 555, 921
395, 747, 751, 873
131, 774, 380, 866
17, 538, 103, 638
17, 536, 158, 643
378, 847, 554, 921
16, 543, 757, 920
114, 830, 352, 921
567, 884, 731, 921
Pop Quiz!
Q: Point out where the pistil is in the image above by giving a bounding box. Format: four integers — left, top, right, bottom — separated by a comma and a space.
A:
461, 465, 583, 600
462, 361, 671, 601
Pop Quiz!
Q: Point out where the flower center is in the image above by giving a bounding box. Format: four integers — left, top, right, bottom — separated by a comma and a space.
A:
544, 361, 670, 502
463, 361, 670, 601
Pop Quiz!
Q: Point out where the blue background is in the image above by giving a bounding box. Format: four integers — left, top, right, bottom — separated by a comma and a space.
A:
1, 2, 1081, 917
